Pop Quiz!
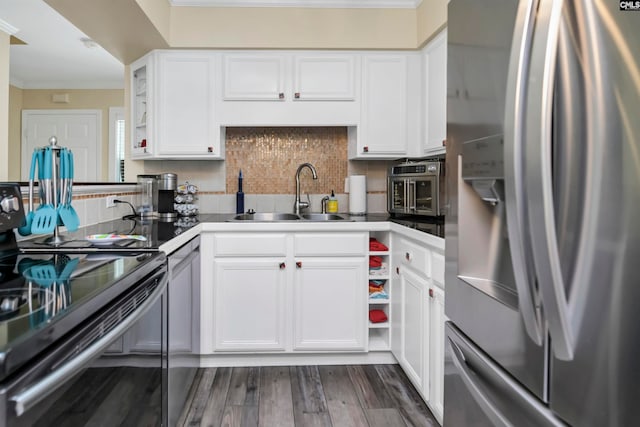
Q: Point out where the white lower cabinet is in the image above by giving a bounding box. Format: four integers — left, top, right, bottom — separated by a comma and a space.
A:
206, 231, 367, 353
213, 258, 287, 352
391, 226, 446, 425
293, 257, 366, 351
399, 267, 428, 395
428, 284, 445, 424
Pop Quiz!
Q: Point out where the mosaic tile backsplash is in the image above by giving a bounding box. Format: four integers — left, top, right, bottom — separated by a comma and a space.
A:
225, 127, 348, 195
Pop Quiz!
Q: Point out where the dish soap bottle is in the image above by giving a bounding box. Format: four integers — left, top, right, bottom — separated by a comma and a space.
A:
327, 190, 338, 213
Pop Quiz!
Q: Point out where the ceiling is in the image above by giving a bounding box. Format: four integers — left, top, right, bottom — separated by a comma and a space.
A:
0, 0, 125, 89
1, 0, 423, 90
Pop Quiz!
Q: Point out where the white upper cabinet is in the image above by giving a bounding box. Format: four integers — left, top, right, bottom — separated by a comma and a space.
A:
130, 51, 223, 160
156, 52, 221, 158
422, 29, 447, 156
219, 52, 360, 126
222, 54, 286, 101
350, 53, 421, 159
130, 53, 153, 159
293, 55, 356, 101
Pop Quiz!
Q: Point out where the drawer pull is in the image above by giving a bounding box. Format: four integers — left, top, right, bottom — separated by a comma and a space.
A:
296, 261, 302, 269
405, 252, 411, 261
396, 267, 400, 275
429, 288, 434, 298
279, 262, 286, 270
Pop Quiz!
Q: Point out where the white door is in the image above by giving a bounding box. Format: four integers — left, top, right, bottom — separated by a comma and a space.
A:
400, 267, 427, 396
213, 258, 287, 352
293, 257, 367, 351
428, 285, 445, 425
222, 54, 287, 101
21, 110, 101, 181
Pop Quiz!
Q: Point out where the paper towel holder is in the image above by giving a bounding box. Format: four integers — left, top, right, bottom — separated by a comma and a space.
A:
346, 175, 367, 216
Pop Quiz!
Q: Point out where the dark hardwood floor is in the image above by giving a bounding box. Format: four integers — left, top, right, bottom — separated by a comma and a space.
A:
179, 365, 438, 427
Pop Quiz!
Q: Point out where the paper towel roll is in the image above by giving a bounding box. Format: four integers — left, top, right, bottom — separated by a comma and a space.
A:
347, 175, 367, 215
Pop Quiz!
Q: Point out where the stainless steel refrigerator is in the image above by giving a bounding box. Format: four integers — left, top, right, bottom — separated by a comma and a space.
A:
444, 0, 640, 425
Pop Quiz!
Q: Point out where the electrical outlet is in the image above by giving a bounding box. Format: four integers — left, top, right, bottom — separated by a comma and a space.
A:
106, 196, 117, 208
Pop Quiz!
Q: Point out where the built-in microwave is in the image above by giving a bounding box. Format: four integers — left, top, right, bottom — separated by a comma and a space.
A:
388, 160, 445, 217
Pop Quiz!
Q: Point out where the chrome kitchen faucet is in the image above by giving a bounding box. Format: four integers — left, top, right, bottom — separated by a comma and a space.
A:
294, 163, 318, 214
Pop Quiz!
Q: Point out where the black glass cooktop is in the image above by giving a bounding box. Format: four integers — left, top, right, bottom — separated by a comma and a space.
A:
0, 249, 166, 381
18, 216, 200, 253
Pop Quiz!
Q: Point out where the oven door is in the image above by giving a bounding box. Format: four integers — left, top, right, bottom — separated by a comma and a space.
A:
412, 177, 439, 216
0, 268, 168, 427
388, 177, 409, 214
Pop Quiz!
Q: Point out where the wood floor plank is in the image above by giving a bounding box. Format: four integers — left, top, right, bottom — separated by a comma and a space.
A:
319, 365, 370, 427
259, 366, 295, 427
347, 365, 396, 409
364, 408, 407, 427
221, 405, 259, 427
374, 364, 438, 427
227, 367, 261, 406
199, 367, 233, 427
290, 366, 333, 427
183, 368, 218, 426
178, 368, 206, 427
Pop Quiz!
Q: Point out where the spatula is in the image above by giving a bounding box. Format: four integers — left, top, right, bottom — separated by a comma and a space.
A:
63, 149, 80, 231
31, 147, 57, 234
57, 149, 79, 231
23, 263, 57, 287
17, 150, 39, 236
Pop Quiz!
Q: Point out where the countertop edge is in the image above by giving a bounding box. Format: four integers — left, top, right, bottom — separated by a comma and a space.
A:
159, 219, 444, 256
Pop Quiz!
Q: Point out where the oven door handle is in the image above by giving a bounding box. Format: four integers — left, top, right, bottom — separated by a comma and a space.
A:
10, 270, 168, 417
408, 180, 416, 211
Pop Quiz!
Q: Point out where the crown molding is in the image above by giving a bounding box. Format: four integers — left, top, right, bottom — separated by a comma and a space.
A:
0, 18, 19, 36
169, 0, 423, 8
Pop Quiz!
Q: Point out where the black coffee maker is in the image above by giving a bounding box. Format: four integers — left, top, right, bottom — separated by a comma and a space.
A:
158, 173, 177, 220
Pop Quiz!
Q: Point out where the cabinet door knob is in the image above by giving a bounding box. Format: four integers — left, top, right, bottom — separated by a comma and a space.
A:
296, 261, 302, 269
207, 146, 213, 153
294, 92, 300, 99
396, 267, 400, 275
429, 288, 434, 298
279, 262, 286, 270
442, 139, 446, 147
363, 146, 369, 153
279, 92, 285, 99
405, 252, 411, 261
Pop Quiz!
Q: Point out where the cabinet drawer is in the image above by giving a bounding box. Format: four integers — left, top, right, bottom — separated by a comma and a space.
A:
214, 233, 287, 256
397, 237, 430, 278
294, 233, 367, 256
432, 252, 445, 286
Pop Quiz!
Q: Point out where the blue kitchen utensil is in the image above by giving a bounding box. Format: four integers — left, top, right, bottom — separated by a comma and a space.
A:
31, 147, 57, 234
57, 149, 79, 232
63, 149, 80, 231
17, 150, 39, 236
23, 263, 57, 287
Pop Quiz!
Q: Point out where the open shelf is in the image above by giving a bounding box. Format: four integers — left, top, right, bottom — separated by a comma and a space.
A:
368, 329, 390, 351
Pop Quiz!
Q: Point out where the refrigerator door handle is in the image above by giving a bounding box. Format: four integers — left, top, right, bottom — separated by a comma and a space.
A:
448, 337, 511, 427
503, 0, 543, 345
525, 0, 591, 361
447, 323, 567, 427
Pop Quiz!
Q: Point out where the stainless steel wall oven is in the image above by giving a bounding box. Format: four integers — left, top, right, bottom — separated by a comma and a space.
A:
388, 160, 445, 217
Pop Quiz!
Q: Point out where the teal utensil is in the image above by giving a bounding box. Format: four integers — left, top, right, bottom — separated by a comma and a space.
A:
17, 151, 39, 236
23, 263, 57, 287
31, 147, 57, 234
57, 149, 79, 231
60, 149, 79, 231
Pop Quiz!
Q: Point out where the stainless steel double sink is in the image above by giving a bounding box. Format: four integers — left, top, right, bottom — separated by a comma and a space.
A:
228, 212, 350, 222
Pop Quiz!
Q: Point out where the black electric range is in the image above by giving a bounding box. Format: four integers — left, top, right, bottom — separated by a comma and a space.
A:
17, 215, 200, 254
0, 183, 171, 425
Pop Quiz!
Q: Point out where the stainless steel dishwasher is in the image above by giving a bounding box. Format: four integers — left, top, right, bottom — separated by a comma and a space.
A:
167, 236, 201, 426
